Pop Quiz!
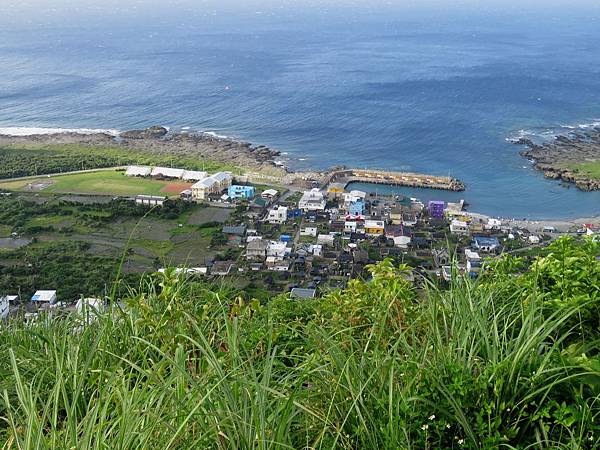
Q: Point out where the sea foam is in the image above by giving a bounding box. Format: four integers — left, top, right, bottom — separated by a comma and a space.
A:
0, 127, 120, 137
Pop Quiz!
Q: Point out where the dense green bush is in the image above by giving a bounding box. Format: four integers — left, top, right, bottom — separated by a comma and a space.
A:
0, 144, 239, 179
0, 237, 598, 448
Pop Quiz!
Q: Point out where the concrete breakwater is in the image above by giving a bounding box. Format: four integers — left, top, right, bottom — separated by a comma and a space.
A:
329, 169, 465, 192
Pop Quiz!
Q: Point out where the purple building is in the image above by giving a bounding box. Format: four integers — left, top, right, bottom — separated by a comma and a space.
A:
428, 201, 445, 219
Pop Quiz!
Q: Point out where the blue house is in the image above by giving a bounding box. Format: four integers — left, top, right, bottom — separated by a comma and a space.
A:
348, 199, 365, 216
227, 185, 255, 200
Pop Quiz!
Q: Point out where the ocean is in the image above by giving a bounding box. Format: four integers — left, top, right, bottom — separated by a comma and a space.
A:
1, 2, 600, 219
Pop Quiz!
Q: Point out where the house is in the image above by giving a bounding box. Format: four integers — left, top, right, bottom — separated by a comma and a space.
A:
450, 219, 469, 235
344, 221, 358, 233
347, 199, 365, 216
212, 261, 234, 276
246, 239, 268, 260
31, 290, 57, 304
298, 188, 326, 211
317, 234, 335, 246
223, 225, 247, 245
327, 183, 345, 199
330, 221, 345, 234
76, 298, 105, 322
473, 236, 500, 253
401, 212, 418, 226
432, 248, 450, 267
266, 206, 288, 224
135, 195, 167, 207
353, 250, 369, 264
528, 235, 541, 244
266, 258, 291, 271
261, 189, 278, 200
386, 224, 412, 248
180, 189, 193, 201
228, 185, 255, 200
310, 244, 323, 256
0, 296, 10, 320
151, 167, 185, 179
301, 227, 318, 237
290, 288, 317, 299
125, 165, 152, 177
485, 218, 502, 230
428, 201, 445, 219
342, 190, 367, 207
465, 249, 482, 273
267, 241, 288, 259
364, 219, 385, 236
441, 265, 452, 282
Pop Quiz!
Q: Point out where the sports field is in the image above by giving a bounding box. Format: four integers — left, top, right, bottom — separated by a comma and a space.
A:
0, 170, 192, 196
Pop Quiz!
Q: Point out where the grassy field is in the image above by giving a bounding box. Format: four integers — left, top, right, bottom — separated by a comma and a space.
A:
567, 160, 600, 179
0, 170, 191, 196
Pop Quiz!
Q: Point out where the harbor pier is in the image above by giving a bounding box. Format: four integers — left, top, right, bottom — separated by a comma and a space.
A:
328, 169, 465, 191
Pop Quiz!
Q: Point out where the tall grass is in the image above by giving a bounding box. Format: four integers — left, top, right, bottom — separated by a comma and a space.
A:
0, 239, 598, 449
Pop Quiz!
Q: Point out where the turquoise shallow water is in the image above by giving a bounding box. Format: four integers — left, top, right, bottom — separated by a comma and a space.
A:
0, 4, 599, 218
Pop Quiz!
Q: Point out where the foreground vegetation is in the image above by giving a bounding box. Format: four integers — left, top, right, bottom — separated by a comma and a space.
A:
0, 236, 598, 449
0, 143, 239, 180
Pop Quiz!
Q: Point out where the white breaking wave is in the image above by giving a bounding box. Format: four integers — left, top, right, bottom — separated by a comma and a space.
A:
202, 131, 231, 140
0, 127, 120, 136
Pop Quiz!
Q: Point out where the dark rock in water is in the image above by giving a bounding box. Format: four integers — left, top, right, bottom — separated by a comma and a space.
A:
121, 126, 168, 140
513, 137, 535, 147
514, 127, 600, 191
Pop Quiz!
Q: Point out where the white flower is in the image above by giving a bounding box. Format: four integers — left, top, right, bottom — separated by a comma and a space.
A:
458, 438, 464, 445
445, 423, 451, 429
421, 424, 429, 431
428, 414, 436, 420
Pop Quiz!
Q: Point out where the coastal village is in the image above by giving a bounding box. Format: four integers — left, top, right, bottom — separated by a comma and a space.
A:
2, 160, 597, 317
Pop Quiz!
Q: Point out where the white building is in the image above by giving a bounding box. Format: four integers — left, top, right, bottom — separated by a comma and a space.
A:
182, 170, 208, 182
342, 190, 367, 207
135, 195, 167, 206
391, 236, 411, 248
300, 227, 318, 237
317, 234, 335, 246
261, 189, 279, 200
191, 172, 233, 200
32, 290, 57, 304
266, 258, 291, 271
266, 206, 288, 224
151, 167, 185, 179
0, 296, 9, 320
450, 219, 469, 235
76, 298, 105, 322
267, 241, 288, 259
310, 244, 323, 256
299, 188, 326, 211
485, 218, 502, 230
125, 166, 152, 177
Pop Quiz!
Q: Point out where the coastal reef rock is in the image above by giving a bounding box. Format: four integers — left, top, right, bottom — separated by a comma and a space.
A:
0, 127, 289, 178
120, 126, 168, 140
514, 128, 600, 191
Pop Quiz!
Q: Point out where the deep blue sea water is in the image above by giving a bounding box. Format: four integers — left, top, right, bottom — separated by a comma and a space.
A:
1, 3, 600, 218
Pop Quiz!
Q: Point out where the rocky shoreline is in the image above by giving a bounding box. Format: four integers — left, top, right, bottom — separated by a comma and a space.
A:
0, 126, 289, 177
512, 126, 600, 191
